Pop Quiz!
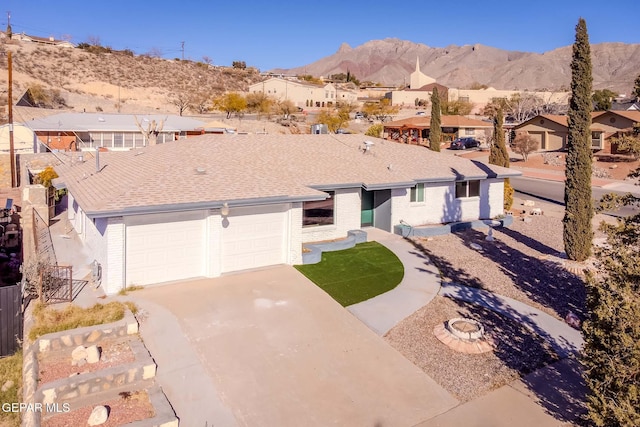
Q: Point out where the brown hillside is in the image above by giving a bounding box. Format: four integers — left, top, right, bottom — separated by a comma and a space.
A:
275, 38, 640, 94
0, 39, 262, 117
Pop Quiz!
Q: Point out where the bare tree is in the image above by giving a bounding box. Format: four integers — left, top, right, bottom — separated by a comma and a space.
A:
87, 35, 102, 46
146, 47, 163, 58
134, 116, 167, 146
189, 93, 211, 114
512, 132, 539, 161
168, 91, 191, 116
202, 55, 213, 65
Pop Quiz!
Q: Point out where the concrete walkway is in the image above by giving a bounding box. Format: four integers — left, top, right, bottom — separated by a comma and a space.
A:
439, 282, 584, 358
347, 227, 442, 335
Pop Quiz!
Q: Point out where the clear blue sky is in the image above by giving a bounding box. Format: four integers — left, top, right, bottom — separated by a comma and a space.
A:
4, 0, 638, 71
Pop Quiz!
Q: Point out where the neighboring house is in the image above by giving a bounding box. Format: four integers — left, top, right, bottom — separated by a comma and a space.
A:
53, 134, 519, 295
515, 111, 640, 153
24, 113, 207, 152
199, 120, 237, 134
10, 32, 75, 48
447, 88, 570, 115
249, 77, 357, 108
0, 123, 37, 153
383, 115, 493, 145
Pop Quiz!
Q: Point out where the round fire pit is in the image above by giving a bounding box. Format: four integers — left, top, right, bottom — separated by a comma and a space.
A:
446, 317, 484, 341
433, 317, 495, 354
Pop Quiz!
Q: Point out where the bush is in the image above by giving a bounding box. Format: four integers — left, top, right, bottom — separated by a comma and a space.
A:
365, 123, 383, 138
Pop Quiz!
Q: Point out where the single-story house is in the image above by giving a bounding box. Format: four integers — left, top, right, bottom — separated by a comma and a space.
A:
198, 120, 237, 134
53, 134, 520, 295
515, 110, 640, 153
383, 115, 493, 145
10, 32, 75, 48
24, 112, 208, 152
0, 123, 37, 153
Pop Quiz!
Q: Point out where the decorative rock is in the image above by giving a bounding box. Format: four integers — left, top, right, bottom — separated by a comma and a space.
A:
469, 243, 483, 251
530, 208, 543, 215
566, 312, 582, 329
86, 345, 101, 364
88, 405, 109, 426
71, 346, 88, 364
523, 217, 533, 223
86, 330, 102, 343
523, 200, 536, 207
1, 380, 14, 392
42, 388, 57, 405
60, 335, 73, 347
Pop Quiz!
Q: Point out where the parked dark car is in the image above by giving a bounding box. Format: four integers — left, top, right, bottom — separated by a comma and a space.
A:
449, 137, 481, 150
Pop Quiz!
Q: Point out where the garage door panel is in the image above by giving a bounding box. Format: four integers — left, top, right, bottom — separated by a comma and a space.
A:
126, 212, 206, 286
221, 206, 287, 273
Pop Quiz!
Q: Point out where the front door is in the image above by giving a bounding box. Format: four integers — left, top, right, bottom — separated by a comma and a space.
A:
361, 190, 374, 227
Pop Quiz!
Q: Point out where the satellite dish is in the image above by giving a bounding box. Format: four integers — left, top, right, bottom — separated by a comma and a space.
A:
363, 140, 374, 151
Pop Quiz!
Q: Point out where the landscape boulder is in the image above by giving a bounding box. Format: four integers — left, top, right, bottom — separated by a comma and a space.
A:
88, 405, 109, 426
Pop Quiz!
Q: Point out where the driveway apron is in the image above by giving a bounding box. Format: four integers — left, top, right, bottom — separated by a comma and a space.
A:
128, 265, 458, 426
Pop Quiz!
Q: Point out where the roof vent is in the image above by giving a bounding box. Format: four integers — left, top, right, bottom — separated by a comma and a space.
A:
97, 117, 105, 122
195, 167, 207, 175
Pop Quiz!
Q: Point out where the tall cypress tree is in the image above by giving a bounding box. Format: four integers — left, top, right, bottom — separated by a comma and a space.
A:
429, 88, 442, 152
489, 108, 513, 210
582, 193, 640, 426
563, 18, 593, 262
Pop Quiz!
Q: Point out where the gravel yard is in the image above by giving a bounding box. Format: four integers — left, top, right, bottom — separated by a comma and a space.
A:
412, 204, 590, 321
385, 296, 559, 402
385, 197, 598, 405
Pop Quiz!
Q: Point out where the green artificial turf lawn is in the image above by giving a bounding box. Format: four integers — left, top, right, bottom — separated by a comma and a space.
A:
295, 241, 404, 306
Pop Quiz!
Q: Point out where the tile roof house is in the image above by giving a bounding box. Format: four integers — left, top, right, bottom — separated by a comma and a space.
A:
515, 111, 640, 153
24, 112, 208, 152
53, 134, 520, 295
383, 115, 493, 145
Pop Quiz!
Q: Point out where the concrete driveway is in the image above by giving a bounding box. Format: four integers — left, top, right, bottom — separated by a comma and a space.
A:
124, 265, 458, 427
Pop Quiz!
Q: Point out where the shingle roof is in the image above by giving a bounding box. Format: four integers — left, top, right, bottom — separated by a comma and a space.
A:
55, 134, 520, 217
24, 112, 206, 132
384, 115, 492, 129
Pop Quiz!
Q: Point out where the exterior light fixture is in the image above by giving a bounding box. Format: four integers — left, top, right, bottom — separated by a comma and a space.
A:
220, 202, 230, 217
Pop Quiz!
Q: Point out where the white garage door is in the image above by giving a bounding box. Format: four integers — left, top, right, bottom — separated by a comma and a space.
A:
125, 211, 206, 286
221, 205, 287, 273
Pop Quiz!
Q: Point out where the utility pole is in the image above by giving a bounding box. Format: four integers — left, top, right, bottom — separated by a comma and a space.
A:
8, 51, 16, 187
181, 41, 184, 61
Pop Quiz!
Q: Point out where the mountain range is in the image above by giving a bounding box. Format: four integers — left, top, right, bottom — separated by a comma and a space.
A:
273, 38, 640, 95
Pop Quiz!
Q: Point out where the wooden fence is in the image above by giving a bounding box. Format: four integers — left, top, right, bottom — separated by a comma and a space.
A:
0, 284, 23, 357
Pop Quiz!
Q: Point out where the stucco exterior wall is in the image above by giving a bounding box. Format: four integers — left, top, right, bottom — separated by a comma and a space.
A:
249, 79, 338, 108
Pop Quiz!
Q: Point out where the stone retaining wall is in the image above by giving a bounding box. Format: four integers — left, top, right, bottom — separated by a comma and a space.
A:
21, 309, 172, 427
37, 339, 156, 405
394, 216, 514, 238
36, 309, 139, 353
302, 229, 367, 264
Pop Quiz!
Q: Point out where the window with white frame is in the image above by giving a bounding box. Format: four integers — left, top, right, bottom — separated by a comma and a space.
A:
464, 128, 474, 136
455, 180, 480, 198
410, 183, 425, 202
